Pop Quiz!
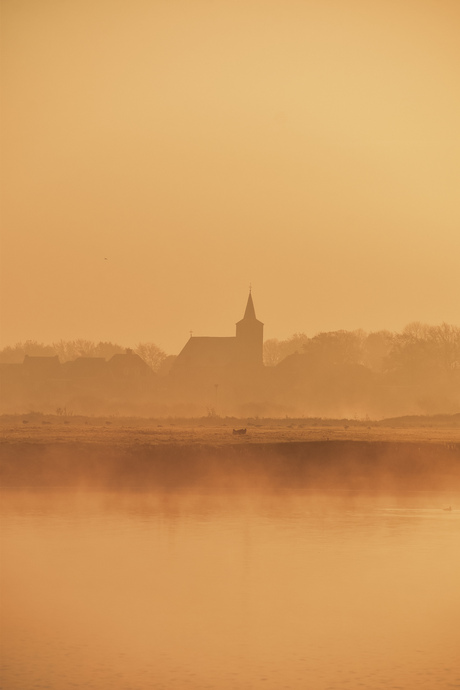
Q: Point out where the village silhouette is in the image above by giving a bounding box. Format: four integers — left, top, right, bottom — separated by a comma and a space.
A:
0, 291, 459, 418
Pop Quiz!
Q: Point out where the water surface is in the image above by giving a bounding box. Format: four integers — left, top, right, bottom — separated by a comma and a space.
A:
1, 489, 459, 689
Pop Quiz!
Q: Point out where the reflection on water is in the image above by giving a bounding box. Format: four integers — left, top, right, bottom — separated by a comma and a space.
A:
1, 490, 459, 690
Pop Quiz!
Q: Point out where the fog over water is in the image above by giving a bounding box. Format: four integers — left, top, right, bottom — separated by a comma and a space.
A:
1, 488, 459, 690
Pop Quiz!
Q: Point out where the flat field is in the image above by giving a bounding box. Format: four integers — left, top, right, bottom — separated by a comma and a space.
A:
1, 413, 460, 447
0, 414, 460, 446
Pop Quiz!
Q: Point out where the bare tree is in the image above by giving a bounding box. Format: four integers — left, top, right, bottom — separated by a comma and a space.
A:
303, 330, 366, 367
264, 333, 310, 366
387, 322, 460, 376
134, 342, 167, 372
0, 340, 56, 363
52, 340, 125, 361
362, 331, 394, 372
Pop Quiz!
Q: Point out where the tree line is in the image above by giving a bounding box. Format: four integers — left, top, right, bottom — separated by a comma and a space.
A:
1, 322, 459, 376
263, 322, 460, 374
0, 339, 168, 372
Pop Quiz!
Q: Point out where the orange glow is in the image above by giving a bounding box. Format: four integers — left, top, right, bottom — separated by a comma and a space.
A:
1, 0, 459, 352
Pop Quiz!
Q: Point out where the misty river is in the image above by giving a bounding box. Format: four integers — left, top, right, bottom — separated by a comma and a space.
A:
1, 489, 459, 690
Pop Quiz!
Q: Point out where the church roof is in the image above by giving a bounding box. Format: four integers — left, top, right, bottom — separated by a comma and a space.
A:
174, 337, 236, 370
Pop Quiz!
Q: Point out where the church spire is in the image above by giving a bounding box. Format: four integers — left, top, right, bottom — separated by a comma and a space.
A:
236, 288, 264, 367
243, 290, 256, 320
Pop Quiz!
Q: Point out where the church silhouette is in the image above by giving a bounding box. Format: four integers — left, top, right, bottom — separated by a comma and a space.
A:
172, 291, 264, 381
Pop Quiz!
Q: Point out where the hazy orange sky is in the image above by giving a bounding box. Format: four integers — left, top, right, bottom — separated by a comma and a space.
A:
1, 0, 459, 355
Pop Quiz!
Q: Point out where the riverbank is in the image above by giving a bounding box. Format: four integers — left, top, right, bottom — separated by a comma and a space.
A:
1, 438, 459, 491
1, 413, 459, 490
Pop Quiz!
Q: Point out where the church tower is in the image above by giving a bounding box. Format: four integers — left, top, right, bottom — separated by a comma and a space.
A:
235, 290, 264, 368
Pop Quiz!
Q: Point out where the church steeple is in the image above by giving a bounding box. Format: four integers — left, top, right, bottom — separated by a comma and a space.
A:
243, 290, 257, 320
236, 289, 264, 368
